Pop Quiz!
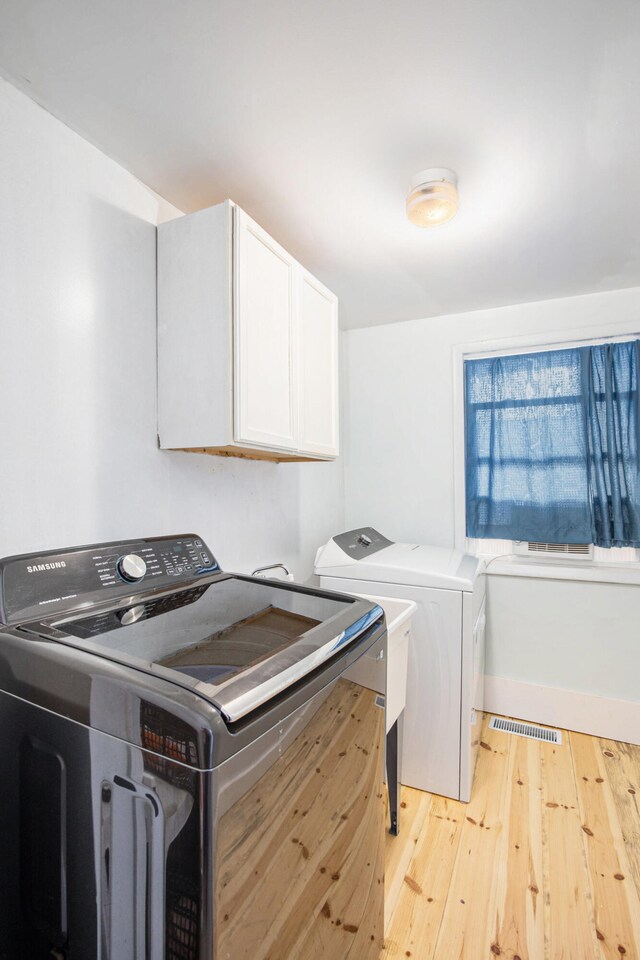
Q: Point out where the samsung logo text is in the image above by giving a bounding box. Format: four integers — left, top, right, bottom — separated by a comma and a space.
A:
26, 561, 67, 574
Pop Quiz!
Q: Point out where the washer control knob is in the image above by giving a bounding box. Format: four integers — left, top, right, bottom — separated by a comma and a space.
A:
117, 554, 147, 582
118, 604, 145, 626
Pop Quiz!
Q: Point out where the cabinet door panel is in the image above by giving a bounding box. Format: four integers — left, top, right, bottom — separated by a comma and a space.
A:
234, 210, 297, 449
298, 273, 339, 457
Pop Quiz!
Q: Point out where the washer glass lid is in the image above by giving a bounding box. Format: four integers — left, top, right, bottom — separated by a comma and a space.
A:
44, 576, 357, 687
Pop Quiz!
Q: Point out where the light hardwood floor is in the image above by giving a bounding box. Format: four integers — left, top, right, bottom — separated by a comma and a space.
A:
383, 716, 640, 960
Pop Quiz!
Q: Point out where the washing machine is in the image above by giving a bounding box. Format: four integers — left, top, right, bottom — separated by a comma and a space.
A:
0, 533, 387, 959
315, 527, 486, 802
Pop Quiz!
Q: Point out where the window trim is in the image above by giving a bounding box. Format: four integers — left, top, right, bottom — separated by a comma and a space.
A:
452, 321, 640, 561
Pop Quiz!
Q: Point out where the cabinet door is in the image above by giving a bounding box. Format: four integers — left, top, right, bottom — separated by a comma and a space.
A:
234, 208, 297, 450
297, 271, 339, 457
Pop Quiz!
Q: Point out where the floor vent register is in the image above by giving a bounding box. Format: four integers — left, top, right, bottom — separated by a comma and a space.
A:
488, 715, 563, 744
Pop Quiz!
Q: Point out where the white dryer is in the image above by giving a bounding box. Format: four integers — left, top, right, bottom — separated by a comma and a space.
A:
315, 527, 486, 802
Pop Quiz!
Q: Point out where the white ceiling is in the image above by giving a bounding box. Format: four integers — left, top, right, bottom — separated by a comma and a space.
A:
1, 0, 640, 329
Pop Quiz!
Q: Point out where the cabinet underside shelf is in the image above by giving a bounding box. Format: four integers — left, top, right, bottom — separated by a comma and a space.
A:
170, 445, 331, 463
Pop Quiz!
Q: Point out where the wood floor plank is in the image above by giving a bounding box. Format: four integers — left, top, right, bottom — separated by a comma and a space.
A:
429, 717, 513, 959
599, 738, 640, 900
381, 793, 464, 960
384, 785, 431, 932
540, 733, 601, 960
493, 733, 545, 960
570, 731, 640, 960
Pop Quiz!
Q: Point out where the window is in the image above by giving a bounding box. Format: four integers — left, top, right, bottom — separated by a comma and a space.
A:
464, 340, 640, 549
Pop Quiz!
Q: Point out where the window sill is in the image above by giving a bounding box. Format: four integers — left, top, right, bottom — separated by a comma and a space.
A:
485, 554, 640, 586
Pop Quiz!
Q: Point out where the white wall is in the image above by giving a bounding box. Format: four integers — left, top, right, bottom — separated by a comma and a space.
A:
0, 79, 343, 579
344, 287, 640, 737
486, 573, 640, 701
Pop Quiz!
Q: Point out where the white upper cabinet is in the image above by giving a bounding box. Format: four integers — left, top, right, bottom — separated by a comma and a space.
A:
298, 270, 339, 457
234, 209, 297, 451
157, 201, 339, 462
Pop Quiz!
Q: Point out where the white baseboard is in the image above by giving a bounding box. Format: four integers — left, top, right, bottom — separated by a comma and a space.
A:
483, 675, 640, 746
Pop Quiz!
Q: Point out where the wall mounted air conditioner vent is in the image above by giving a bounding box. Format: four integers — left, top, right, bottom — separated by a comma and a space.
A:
514, 541, 593, 560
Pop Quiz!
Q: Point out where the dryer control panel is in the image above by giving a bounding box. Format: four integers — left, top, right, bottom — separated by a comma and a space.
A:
0, 534, 219, 624
333, 527, 393, 560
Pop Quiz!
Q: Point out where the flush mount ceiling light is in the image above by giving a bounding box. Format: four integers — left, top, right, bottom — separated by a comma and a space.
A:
406, 168, 458, 227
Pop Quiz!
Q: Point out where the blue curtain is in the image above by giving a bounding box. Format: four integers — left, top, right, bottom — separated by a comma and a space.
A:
581, 341, 640, 547
465, 340, 640, 546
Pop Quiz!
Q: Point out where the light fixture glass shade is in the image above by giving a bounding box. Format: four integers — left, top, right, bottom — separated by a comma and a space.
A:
406, 168, 458, 227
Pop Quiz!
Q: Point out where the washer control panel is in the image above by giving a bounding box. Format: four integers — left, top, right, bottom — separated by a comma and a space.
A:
91, 537, 216, 588
0, 534, 219, 624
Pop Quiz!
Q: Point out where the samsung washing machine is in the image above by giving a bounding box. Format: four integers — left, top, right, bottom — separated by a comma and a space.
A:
315, 527, 486, 802
0, 533, 387, 960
